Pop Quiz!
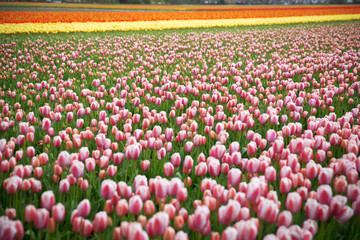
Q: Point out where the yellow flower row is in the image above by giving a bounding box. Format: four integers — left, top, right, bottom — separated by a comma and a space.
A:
1, 14, 360, 34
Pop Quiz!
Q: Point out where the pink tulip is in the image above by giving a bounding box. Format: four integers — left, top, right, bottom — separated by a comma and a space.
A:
317, 204, 330, 222
222, 227, 237, 240
208, 158, 220, 177
125, 144, 141, 160
273, 139, 284, 154
26, 146, 35, 158
70, 160, 84, 178
129, 195, 143, 215
318, 167, 334, 185
317, 185, 332, 205
233, 219, 259, 240
184, 141, 194, 153
277, 210, 293, 227
57, 151, 71, 168
247, 141, 257, 156
175, 231, 188, 240
41, 118, 51, 131
177, 187, 188, 202
85, 158, 96, 172
0, 216, 19, 240
188, 206, 210, 232
163, 162, 174, 177
154, 178, 169, 198
259, 113, 270, 125
285, 192, 302, 213
81, 219, 93, 237
305, 160, 318, 179
144, 200, 155, 216
92, 211, 108, 233
34, 208, 50, 230
106, 164, 117, 177
229, 142, 240, 155
52, 203, 66, 222
183, 155, 193, 170
218, 200, 241, 225
115, 199, 128, 216
146, 212, 169, 237
227, 168, 242, 186
41, 190, 55, 211
101, 179, 117, 199
128, 222, 149, 240
25, 205, 36, 223
195, 162, 207, 176
78, 147, 89, 161
334, 175, 347, 194
157, 147, 166, 160
265, 166, 276, 182
266, 129, 276, 143
279, 177, 292, 194
210, 144, 226, 159
346, 184, 360, 202
77, 199, 91, 217
257, 198, 279, 223
330, 195, 347, 216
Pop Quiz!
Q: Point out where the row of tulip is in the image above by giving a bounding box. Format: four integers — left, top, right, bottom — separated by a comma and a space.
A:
2, 6, 360, 24
0, 2, 357, 11
0, 22, 360, 239
1, 14, 360, 34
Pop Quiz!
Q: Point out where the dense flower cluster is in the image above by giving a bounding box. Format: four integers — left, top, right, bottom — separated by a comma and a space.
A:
1, 14, 360, 34
0, 22, 360, 239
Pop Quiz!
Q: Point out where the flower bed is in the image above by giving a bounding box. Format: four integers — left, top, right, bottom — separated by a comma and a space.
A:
0, 22, 360, 240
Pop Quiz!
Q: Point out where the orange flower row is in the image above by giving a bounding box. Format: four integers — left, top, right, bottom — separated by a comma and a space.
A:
1, 6, 360, 24
0, 2, 359, 11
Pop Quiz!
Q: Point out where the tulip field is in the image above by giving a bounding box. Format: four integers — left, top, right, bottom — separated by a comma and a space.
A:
1, 3, 360, 240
